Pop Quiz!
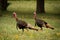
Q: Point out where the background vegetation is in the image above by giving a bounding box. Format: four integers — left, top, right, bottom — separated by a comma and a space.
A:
0, 0, 60, 40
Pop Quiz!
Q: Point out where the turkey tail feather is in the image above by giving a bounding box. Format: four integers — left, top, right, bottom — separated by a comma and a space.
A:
44, 22, 54, 30
28, 27, 38, 31
27, 23, 38, 31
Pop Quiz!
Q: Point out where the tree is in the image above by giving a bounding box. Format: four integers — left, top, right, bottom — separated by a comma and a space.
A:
36, 0, 45, 13
0, 0, 9, 11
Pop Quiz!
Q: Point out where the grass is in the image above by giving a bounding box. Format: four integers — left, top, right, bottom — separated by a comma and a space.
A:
0, 1, 60, 40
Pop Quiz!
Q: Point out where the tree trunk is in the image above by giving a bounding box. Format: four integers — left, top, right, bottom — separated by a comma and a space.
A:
36, 0, 45, 13
0, 0, 8, 11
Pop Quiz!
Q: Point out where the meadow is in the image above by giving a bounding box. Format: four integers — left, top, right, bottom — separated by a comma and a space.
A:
0, 1, 60, 40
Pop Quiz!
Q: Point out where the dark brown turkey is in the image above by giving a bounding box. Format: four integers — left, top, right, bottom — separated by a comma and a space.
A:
13, 12, 38, 32
33, 11, 54, 30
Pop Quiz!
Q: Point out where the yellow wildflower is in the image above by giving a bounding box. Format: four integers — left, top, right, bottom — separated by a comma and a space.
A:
56, 33, 60, 36
15, 35, 19, 39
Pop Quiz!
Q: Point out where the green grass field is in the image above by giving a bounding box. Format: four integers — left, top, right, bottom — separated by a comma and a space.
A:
0, 1, 60, 40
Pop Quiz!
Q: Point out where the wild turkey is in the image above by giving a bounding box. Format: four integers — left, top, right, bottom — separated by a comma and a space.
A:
33, 11, 54, 30
13, 12, 38, 32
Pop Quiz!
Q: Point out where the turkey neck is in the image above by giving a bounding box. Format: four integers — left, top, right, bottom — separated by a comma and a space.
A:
34, 14, 41, 22
34, 14, 37, 20
15, 17, 19, 21
14, 15, 19, 21
35, 17, 37, 21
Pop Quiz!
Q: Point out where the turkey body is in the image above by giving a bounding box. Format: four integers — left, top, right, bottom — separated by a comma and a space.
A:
35, 18, 44, 27
16, 20, 27, 30
16, 20, 38, 31
35, 18, 47, 30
